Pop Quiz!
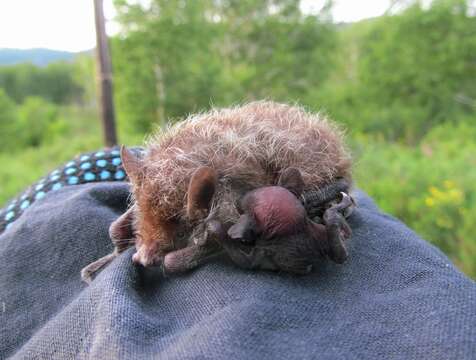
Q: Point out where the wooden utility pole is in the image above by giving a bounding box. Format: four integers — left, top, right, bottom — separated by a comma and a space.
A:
94, 0, 118, 147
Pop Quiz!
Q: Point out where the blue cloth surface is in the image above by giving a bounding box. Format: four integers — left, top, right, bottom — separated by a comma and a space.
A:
0, 182, 474, 360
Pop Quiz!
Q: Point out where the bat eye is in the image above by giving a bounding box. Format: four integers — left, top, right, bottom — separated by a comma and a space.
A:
240, 227, 258, 245
235, 200, 244, 214
240, 237, 255, 245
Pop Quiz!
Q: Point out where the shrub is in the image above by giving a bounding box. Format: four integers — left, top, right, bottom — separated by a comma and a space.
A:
354, 121, 476, 277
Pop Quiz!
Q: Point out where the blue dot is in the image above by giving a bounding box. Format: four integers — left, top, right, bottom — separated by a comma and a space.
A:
5, 211, 14, 221
112, 157, 122, 166
68, 176, 79, 185
52, 183, 63, 191
80, 162, 92, 170
80, 155, 90, 162
7, 203, 16, 211
35, 191, 46, 200
95, 151, 105, 158
111, 149, 120, 156
65, 168, 77, 175
96, 159, 107, 167
114, 170, 126, 180
20, 200, 30, 210
51, 169, 60, 176
20, 193, 28, 200
50, 174, 60, 182
5, 223, 12, 230
100, 170, 111, 180
84, 172, 96, 181
35, 183, 44, 191
66, 161, 75, 167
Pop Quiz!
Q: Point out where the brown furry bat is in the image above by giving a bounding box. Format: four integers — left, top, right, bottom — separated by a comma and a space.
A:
81, 101, 354, 283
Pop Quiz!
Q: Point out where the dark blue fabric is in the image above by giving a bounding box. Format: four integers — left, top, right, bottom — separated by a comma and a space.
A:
0, 182, 474, 359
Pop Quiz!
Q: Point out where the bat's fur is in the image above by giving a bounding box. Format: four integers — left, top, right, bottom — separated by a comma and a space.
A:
129, 101, 352, 266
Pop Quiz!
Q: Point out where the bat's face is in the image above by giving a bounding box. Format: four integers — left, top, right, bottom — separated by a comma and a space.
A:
225, 185, 329, 274
120, 146, 221, 266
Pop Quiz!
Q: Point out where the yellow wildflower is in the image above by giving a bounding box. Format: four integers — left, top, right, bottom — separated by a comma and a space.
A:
425, 197, 435, 207
443, 180, 455, 189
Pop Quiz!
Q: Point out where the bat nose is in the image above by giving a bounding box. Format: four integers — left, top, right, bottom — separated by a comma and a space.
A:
132, 252, 142, 264
132, 247, 156, 267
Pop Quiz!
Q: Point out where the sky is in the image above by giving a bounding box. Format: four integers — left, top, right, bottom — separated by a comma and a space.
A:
0, 0, 394, 52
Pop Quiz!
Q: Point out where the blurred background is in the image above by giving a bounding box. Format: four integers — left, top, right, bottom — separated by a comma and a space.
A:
0, 0, 474, 277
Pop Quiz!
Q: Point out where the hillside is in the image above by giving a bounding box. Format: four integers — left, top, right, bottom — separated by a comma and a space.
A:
0, 48, 79, 66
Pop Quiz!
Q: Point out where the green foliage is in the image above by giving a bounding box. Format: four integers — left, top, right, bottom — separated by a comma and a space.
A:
0, 62, 84, 104
0, 94, 68, 150
0, 89, 19, 151
354, 121, 476, 276
112, 0, 336, 133
72, 55, 97, 107
321, 0, 476, 143
17, 97, 65, 147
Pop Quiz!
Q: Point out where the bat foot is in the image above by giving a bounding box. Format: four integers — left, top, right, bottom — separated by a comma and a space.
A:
323, 193, 354, 264
81, 252, 117, 284
81, 268, 93, 284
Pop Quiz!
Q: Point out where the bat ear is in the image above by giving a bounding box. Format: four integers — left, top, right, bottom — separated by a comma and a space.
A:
121, 145, 143, 183
278, 167, 305, 196
187, 166, 218, 221
109, 206, 135, 250
227, 214, 257, 244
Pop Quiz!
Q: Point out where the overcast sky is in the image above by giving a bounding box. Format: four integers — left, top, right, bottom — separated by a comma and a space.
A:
0, 0, 393, 52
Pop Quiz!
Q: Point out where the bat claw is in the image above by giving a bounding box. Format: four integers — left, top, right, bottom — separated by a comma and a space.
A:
322, 197, 353, 264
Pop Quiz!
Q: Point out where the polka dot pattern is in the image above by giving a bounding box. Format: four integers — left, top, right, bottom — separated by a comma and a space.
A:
5, 211, 14, 221
35, 191, 46, 200
20, 200, 30, 210
84, 172, 96, 181
80, 162, 92, 170
96, 159, 107, 167
112, 158, 122, 166
68, 176, 79, 185
100, 170, 111, 180
65, 168, 77, 176
0, 147, 144, 234
114, 170, 126, 180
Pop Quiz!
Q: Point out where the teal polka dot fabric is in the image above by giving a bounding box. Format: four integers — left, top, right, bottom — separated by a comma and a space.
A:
0, 147, 144, 234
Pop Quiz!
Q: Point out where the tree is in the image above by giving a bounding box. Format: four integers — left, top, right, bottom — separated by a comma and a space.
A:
0, 62, 84, 105
112, 0, 337, 132
0, 89, 18, 151
356, 0, 476, 142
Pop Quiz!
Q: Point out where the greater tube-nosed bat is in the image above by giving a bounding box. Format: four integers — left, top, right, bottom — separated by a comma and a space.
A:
81, 101, 355, 283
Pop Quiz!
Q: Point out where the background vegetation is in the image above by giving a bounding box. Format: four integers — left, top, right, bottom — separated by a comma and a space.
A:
0, 0, 474, 277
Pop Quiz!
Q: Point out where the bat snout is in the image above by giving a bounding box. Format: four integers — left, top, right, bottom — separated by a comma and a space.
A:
132, 245, 162, 267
